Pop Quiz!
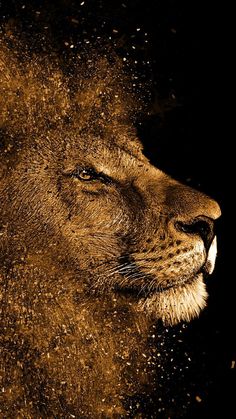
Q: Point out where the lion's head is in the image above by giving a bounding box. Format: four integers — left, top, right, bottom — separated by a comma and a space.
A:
0, 38, 221, 326
0, 38, 221, 416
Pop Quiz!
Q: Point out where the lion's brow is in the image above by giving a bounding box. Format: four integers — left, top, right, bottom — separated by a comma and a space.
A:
101, 143, 146, 166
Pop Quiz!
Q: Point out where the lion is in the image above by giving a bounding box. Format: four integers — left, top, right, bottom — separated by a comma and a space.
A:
0, 37, 221, 417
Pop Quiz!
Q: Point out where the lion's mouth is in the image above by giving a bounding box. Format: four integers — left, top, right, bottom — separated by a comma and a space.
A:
116, 236, 217, 297
115, 272, 203, 297
168, 236, 218, 291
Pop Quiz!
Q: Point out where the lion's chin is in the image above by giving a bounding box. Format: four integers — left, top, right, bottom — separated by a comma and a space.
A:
137, 273, 208, 326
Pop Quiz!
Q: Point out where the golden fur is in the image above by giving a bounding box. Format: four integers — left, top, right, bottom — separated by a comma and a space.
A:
0, 37, 220, 417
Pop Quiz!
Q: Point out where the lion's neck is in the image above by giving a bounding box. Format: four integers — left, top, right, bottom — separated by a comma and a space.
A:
1, 258, 159, 417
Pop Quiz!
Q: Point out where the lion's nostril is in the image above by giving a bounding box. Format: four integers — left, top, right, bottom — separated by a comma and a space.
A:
175, 216, 215, 250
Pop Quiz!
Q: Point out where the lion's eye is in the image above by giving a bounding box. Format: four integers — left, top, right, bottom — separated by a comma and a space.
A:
70, 167, 111, 184
74, 168, 97, 181
77, 169, 94, 181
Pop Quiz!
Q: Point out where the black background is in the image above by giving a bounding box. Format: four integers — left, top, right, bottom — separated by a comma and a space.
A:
0, 1, 233, 417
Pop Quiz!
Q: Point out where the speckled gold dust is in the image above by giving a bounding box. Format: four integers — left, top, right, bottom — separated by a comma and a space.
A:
0, 35, 140, 153
0, 36, 198, 418
0, 37, 156, 418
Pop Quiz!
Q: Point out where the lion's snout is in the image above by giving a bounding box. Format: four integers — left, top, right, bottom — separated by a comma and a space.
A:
164, 181, 221, 252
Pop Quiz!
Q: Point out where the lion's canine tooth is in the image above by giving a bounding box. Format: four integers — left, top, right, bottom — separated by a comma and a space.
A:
205, 236, 217, 275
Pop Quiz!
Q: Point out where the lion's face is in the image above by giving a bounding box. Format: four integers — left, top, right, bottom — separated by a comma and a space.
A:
5, 129, 220, 326
0, 39, 221, 328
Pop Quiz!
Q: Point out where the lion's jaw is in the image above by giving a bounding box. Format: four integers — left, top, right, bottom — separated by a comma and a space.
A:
107, 235, 218, 326
138, 274, 208, 325
143, 236, 218, 325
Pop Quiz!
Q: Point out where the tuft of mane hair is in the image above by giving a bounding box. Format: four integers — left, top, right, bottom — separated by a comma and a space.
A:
0, 33, 141, 153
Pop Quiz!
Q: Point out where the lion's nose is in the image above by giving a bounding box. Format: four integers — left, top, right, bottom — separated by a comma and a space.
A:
165, 182, 221, 249
175, 216, 215, 250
